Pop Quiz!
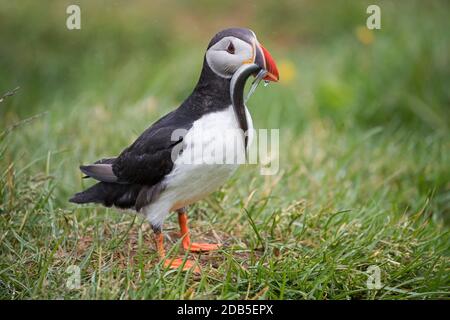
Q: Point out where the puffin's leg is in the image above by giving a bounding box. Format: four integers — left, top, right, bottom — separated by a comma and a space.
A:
152, 228, 200, 273
177, 208, 221, 252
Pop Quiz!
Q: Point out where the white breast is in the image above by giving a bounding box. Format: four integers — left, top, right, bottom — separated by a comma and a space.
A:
143, 104, 253, 228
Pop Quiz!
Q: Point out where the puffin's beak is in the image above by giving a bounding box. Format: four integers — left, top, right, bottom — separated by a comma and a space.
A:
255, 42, 279, 82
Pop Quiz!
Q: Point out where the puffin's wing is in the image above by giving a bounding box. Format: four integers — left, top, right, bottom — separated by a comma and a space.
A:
80, 108, 188, 186
112, 124, 184, 186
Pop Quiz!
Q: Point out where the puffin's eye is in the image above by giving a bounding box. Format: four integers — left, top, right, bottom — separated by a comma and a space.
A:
226, 42, 235, 54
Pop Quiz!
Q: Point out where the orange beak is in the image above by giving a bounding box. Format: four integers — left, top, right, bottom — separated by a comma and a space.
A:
258, 43, 279, 82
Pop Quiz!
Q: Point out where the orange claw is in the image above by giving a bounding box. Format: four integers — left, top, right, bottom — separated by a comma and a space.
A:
164, 258, 201, 274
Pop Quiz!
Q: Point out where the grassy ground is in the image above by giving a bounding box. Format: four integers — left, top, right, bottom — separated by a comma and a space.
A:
0, 1, 449, 299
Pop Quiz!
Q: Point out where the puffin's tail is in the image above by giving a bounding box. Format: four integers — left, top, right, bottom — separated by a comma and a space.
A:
69, 182, 141, 209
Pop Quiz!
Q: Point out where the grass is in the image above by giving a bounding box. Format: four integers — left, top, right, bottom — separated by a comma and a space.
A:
0, 0, 449, 299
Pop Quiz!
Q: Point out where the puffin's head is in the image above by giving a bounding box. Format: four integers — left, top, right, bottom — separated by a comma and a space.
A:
205, 27, 279, 82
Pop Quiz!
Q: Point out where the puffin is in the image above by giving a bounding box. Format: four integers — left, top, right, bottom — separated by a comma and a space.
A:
70, 28, 279, 272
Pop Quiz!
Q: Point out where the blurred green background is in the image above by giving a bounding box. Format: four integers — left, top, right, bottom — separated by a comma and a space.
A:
1, 0, 448, 130
0, 0, 449, 299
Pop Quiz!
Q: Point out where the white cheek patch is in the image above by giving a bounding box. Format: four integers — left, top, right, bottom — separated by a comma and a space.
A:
206, 36, 254, 79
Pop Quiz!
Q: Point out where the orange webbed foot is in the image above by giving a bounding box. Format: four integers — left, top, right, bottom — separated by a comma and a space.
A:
163, 258, 201, 274
184, 242, 221, 252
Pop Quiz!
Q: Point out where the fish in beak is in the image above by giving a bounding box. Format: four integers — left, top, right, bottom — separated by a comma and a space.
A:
230, 41, 279, 149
